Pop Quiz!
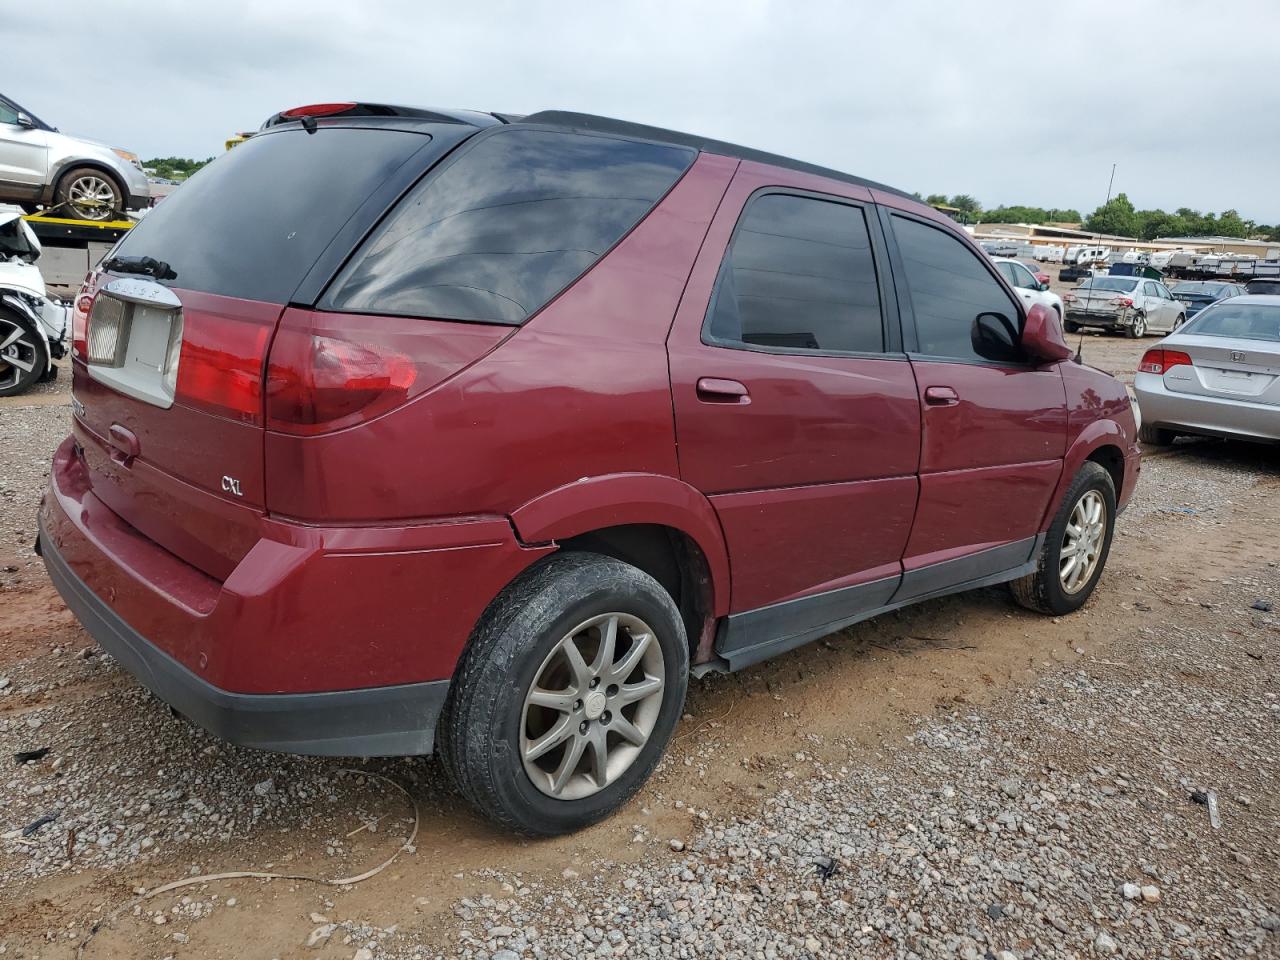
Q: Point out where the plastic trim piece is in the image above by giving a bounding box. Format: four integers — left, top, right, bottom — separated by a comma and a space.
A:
716, 535, 1043, 671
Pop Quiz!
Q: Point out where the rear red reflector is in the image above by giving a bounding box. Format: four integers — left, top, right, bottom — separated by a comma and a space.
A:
1138, 348, 1193, 375
279, 102, 357, 119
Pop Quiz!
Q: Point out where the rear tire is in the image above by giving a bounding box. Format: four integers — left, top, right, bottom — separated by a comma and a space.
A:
1064, 319, 1081, 334
1126, 313, 1147, 338
1011, 462, 1116, 616
438, 552, 689, 835
55, 166, 124, 221
0, 308, 47, 397
1139, 423, 1176, 446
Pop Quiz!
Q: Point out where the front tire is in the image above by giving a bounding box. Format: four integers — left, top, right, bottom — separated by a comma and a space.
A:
1064, 319, 1081, 334
0, 308, 47, 397
439, 552, 689, 835
55, 166, 124, 221
1011, 462, 1116, 616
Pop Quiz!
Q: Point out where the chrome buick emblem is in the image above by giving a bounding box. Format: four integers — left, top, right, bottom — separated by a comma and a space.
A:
1230, 351, 1246, 362
221, 476, 243, 497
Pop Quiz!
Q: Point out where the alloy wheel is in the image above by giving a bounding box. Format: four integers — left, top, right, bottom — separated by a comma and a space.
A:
520, 612, 665, 801
0, 317, 40, 391
1059, 490, 1106, 594
1131, 315, 1146, 337
67, 175, 117, 220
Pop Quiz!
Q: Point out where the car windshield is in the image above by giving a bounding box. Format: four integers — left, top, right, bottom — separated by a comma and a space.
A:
1184, 303, 1280, 342
1078, 278, 1138, 292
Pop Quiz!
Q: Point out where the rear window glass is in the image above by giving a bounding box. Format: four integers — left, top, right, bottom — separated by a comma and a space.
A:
111, 128, 428, 303
325, 129, 694, 324
1185, 303, 1280, 341
1079, 278, 1138, 293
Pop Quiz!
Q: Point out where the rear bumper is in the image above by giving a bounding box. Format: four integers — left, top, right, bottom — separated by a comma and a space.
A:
1134, 374, 1280, 443
1065, 309, 1132, 330
39, 435, 552, 754
40, 521, 447, 756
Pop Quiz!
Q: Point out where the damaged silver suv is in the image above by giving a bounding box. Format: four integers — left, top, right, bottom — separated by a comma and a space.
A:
0, 93, 150, 221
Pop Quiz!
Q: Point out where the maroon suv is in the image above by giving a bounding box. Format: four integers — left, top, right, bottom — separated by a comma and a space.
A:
39, 103, 1140, 834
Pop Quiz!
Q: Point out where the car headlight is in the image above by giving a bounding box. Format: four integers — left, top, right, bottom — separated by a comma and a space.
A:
112, 147, 143, 171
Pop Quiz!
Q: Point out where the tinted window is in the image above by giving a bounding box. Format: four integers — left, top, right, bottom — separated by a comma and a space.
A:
994, 261, 1018, 286
891, 215, 1021, 362
327, 129, 693, 324
0, 101, 17, 125
111, 128, 429, 303
705, 194, 883, 353
1185, 303, 1280, 342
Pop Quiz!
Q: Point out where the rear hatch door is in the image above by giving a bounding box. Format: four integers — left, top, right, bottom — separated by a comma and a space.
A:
71, 121, 473, 579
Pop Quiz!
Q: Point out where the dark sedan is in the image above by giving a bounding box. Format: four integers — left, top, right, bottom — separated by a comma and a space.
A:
1168, 281, 1246, 321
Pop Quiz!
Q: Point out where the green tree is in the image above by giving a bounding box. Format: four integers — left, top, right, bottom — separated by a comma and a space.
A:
142, 156, 214, 180
924, 193, 949, 206
1083, 193, 1139, 236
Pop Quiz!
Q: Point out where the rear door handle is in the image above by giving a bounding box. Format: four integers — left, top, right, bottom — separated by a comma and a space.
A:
924, 386, 959, 406
696, 377, 750, 404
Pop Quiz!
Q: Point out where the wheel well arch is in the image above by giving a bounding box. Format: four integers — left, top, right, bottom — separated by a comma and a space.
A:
1085, 444, 1125, 500
558, 524, 716, 664
52, 161, 127, 205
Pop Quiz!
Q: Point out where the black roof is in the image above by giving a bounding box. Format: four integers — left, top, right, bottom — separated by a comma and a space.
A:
520, 111, 914, 200
259, 103, 914, 200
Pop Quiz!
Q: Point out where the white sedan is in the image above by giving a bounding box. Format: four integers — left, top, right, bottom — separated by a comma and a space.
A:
992, 257, 1064, 320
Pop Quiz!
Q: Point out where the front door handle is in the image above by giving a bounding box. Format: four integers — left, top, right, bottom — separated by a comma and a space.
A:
696, 377, 750, 404
924, 385, 959, 406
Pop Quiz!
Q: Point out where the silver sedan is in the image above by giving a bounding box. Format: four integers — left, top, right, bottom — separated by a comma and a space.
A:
1133, 295, 1280, 444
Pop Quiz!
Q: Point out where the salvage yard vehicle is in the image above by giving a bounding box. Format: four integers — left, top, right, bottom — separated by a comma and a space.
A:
0, 205, 68, 395
37, 102, 1141, 835
1063, 275, 1186, 337
0, 92, 150, 221
1169, 280, 1246, 320
1133, 295, 1280, 444
992, 257, 1063, 318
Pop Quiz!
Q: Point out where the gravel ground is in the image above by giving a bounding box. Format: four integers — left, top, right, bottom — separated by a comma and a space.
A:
437, 565, 1279, 960
1, 355, 1277, 959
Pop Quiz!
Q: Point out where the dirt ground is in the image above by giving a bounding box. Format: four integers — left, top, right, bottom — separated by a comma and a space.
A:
1, 332, 1275, 959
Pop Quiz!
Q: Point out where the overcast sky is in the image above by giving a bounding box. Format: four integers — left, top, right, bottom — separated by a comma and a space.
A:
8, 0, 1280, 222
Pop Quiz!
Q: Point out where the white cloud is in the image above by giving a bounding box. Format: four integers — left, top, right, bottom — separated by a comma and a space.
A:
7, 0, 1279, 220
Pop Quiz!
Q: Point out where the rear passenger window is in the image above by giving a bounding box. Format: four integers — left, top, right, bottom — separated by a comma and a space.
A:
705, 193, 883, 353
326, 129, 693, 324
891, 215, 1022, 363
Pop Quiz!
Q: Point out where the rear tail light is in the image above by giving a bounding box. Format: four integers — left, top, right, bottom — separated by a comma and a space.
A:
264, 309, 510, 436
1064, 293, 1077, 302
1117, 297, 1134, 308
174, 314, 271, 424
266, 330, 416, 434
1138, 348, 1193, 375
71, 272, 98, 361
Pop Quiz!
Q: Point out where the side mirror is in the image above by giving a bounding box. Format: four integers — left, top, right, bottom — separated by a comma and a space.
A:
1038, 281, 1051, 292
15, 112, 36, 129
1021, 302, 1073, 362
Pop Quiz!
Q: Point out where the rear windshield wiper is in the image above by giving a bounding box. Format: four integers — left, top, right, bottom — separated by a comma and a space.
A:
101, 255, 177, 281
